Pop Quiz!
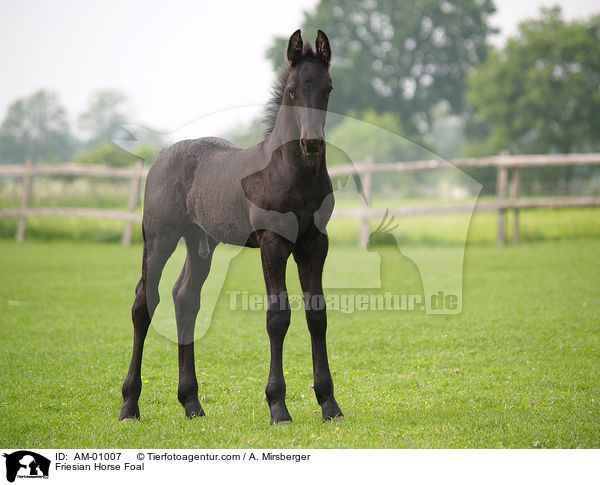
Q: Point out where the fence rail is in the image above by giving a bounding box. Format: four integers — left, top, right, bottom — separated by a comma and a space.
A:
1, 153, 599, 246
0, 159, 145, 244
329, 151, 600, 247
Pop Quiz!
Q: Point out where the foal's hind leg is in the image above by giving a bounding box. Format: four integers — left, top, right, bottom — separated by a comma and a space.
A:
120, 230, 180, 421
172, 227, 216, 418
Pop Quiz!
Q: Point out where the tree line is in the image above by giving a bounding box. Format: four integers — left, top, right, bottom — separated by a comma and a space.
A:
1, 2, 599, 171
263, 2, 600, 161
0, 89, 159, 166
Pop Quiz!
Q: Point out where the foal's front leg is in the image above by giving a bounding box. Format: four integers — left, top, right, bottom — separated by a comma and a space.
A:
260, 232, 293, 424
294, 231, 343, 421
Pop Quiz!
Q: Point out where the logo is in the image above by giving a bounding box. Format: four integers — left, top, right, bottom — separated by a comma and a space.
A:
3, 451, 50, 482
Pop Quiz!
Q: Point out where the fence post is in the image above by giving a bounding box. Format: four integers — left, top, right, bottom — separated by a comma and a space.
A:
121, 160, 144, 246
16, 158, 33, 243
359, 155, 374, 248
496, 150, 509, 246
510, 167, 521, 244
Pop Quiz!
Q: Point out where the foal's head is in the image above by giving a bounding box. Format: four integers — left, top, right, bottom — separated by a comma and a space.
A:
283, 29, 333, 158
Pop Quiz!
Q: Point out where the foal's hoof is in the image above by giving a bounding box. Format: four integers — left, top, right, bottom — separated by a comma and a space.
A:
119, 416, 139, 423
321, 401, 343, 421
119, 403, 140, 421
186, 410, 206, 419
272, 419, 292, 425
269, 402, 292, 425
184, 402, 205, 419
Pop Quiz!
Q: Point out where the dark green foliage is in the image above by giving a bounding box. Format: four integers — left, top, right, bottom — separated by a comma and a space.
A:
0, 90, 75, 163
225, 119, 264, 148
71, 142, 159, 167
266, 0, 496, 136
469, 7, 600, 154
78, 89, 130, 148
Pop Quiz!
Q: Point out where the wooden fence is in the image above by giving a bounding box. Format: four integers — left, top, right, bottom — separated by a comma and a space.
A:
1, 153, 599, 246
328, 152, 600, 247
0, 159, 146, 245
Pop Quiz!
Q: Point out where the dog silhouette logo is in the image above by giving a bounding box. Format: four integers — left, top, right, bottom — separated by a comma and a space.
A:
3, 451, 50, 482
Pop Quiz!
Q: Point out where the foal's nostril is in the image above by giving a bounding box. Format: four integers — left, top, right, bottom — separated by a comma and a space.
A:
300, 139, 324, 155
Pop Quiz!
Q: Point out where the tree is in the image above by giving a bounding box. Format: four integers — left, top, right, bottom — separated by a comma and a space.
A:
0, 90, 74, 163
469, 7, 600, 154
327, 109, 417, 164
266, 0, 496, 136
326, 109, 451, 196
78, 89, 129, 147
71, 142, 159, 167
224, 119, 264, 148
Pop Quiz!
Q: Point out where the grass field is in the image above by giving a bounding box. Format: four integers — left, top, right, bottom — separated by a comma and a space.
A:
1, 233, 599, 448
1, 206, 599, 245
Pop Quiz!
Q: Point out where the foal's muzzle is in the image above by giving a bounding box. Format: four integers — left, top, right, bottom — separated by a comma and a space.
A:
300, 138, 324, 157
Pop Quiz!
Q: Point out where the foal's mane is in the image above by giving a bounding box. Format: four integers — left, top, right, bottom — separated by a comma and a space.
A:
262, 43, 317, 137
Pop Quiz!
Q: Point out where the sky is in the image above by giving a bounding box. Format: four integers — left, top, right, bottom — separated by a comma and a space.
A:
1, 0, 598, 137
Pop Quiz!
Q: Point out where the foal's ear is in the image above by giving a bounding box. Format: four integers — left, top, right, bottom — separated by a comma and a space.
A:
315, 29, 331, 67
287, 29, 303, 66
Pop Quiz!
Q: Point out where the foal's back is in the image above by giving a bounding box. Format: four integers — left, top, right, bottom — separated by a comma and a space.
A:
143, 136, 265, 244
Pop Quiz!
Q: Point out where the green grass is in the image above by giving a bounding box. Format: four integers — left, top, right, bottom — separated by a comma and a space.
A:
1, 208, 599, 246
1, 237, 599, 448
329, 207, 600, 247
